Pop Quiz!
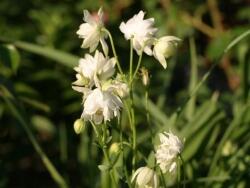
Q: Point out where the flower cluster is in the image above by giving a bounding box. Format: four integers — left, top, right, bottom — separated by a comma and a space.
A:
155, 132, 183, 173
73, 7, 183, 187
73, 8, 128, 125
120, 11, 181, 68
132, 132, 183, 187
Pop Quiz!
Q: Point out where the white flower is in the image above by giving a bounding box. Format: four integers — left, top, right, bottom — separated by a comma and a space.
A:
108, 80, 129, 98
131, 166, 158, 188
155, 132, 183, 173
119, 11, 157, 55
153, 36, 181, 69
73, 50, 115, 89
81, 88, 123, 124
76, 8, 108, 55
102, 79, 129, 98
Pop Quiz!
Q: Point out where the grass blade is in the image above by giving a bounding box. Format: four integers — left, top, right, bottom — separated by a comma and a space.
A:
0, 37, 79, 68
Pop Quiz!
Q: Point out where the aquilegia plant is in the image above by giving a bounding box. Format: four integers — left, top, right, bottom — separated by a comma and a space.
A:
72, 8, 184, 188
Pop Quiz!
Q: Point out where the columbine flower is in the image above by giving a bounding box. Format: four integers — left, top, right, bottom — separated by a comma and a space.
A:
119, 11, 157, 55
81, 88, 123, 124
72, 50, 115, 89
131, 166, 158, 188
153, 36, 181, 69
108, 80, 129, 98
102, 78, 129, 98
76, 8, 108, 55
155, 132, 183, 173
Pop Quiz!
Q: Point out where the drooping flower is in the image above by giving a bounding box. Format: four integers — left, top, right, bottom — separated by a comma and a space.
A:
72, 50, 115, 89
76, 8, 108, 55
153, 36, 181, 69
81, 88, 123, 124
155, 132, 183, 173
119, 11, 157, 55
131, 166, 158, 188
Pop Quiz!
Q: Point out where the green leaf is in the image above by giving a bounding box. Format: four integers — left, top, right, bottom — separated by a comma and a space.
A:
208, 104, 250, 176
147, 151, 155, 168
15, 40, 79, 68
31, 115, 56, 135
182, 110, 224, 161
181, 99, 217, 139
185, 37, 198, 120
134, 94, 169, 125
20, 96, 50, 112
0, 44, 20, 73
0, 37, 79, 68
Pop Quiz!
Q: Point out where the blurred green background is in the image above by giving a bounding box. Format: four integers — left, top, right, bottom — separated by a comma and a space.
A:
0, 0, 250, 187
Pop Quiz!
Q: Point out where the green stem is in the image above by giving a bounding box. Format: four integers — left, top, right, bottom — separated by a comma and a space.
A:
145, 90, 154, 145
124, 101, 133, 129
129, 38, 134, 83
3, 96, 68, 188
132, 50, 143, 81
103, 147, 117, 187
159, 168, 167, 188
125, 99, 136, 173
90, 121, 100, 138
127, 39, 136, 172
177, 158, 181, 188
102, 28, 123, 75
131, 106, 136, 173
224, 29, 250, 53
180, 155, 186, 188
91, 121, 117, 187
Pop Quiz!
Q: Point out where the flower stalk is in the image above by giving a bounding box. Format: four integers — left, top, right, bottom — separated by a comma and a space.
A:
90, 121, 117, 186
102, 28, 124, 75
129, 38, 134, 84
132, 48, 144, 81
179, 155, 186, 188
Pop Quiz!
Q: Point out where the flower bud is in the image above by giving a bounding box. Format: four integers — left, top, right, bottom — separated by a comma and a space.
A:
153, 36, 181, 69
131, 166, 158, 188
73, 118, 85, 134
109, 142, 120, 155
140, 67, 149, 86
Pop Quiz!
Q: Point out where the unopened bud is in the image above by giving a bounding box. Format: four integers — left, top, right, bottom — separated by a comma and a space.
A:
140, 67, 149, 86
74, 118, 85, 134
109, 142, 120, 155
